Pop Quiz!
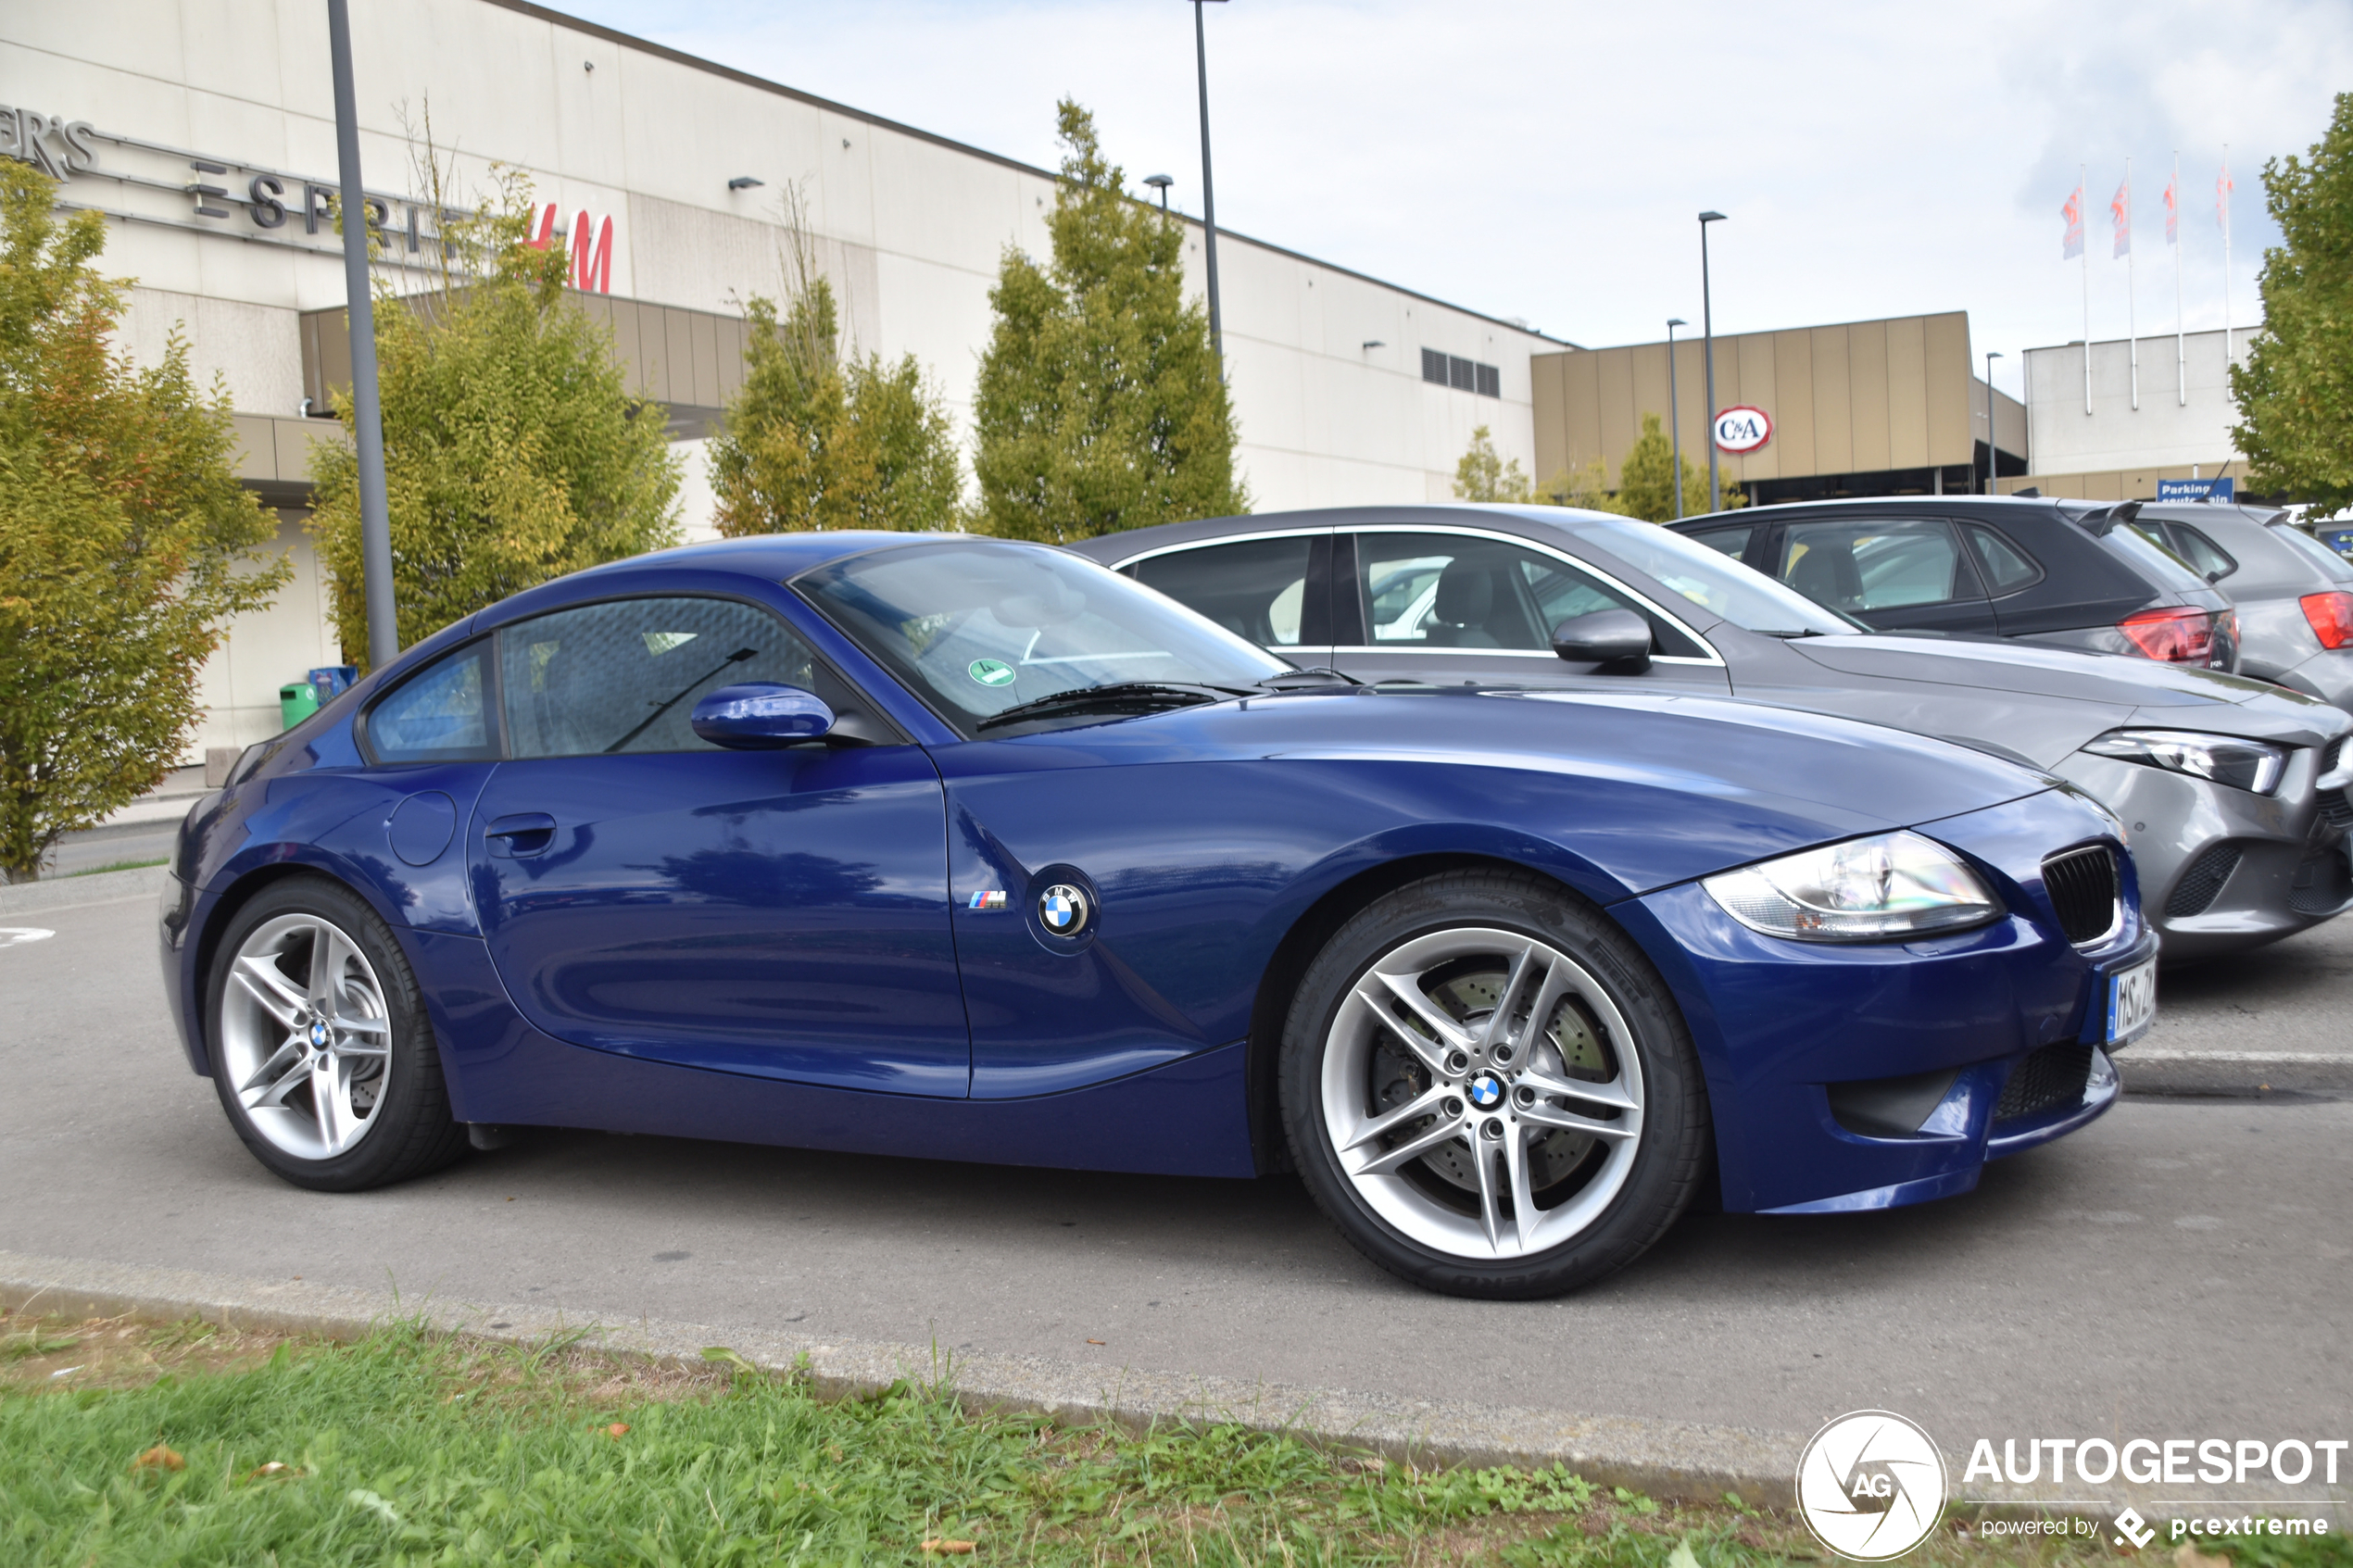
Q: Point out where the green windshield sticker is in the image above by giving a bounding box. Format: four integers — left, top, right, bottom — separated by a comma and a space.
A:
967, 659, 1016, 688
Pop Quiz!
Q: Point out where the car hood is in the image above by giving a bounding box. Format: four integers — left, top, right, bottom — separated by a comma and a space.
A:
970, 686, 2059, 896
1775, 633, 2346, 757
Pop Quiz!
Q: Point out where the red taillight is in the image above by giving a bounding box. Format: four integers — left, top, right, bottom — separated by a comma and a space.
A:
2118, 605, 2216, 664
2301, 591, 2353, 649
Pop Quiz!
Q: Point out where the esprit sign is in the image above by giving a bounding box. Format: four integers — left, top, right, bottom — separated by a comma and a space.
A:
1, 103, 618, 295
1713, 406, 1772, 455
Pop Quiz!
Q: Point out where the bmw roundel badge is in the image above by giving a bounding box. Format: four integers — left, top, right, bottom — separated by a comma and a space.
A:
1467, 1073, 1504, 1109
1039, 884, 1088, 935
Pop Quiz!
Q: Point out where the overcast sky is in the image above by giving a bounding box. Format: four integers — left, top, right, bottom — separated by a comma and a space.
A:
564, 0, 2347, 398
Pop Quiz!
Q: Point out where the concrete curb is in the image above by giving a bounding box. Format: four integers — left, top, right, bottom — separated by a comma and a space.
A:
2119, 1049, 2353, 1096
0, 1248, 1803, 1507
0, 863, 170, 917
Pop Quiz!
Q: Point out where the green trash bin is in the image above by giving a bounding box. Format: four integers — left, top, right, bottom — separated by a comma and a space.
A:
278, 681, 321, 730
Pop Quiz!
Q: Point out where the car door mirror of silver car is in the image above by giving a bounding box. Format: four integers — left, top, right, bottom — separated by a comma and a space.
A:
690, 683, 836, 747
1551, 609, 1653, 672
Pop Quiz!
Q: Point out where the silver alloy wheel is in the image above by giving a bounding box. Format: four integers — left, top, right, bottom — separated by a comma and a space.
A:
1320, 926, 1644, 1260
219, 912, 393, 1160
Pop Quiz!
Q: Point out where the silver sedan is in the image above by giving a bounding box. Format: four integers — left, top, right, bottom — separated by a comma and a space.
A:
1065, 503, 2352, 963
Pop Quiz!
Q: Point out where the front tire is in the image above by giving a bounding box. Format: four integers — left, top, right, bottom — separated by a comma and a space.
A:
205, 876, 467, 1191
1280, 869, 1710, 1298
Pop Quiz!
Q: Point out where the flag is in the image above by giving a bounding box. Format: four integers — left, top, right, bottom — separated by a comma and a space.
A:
2163, 172, 2179, 244
2110, 177, 2132, 258
2217, 161, 2233, 227
2061, 184, 2084, 259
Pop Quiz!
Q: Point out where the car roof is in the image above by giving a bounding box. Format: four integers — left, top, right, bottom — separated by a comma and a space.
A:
1666, 495, 2080, 528
1060, 503, 1635, 564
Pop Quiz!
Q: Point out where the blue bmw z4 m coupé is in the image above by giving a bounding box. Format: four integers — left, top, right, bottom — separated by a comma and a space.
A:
160, 533, 2157, 1298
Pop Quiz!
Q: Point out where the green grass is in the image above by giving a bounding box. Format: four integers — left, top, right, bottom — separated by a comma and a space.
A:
3, 1313, 2347, 1567
65, 856, 169, 877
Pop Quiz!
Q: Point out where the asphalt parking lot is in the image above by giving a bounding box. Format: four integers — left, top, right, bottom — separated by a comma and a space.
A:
4, 871, 2348, 1453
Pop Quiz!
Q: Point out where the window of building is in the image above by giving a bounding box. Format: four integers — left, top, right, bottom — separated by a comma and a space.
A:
1421, 348, 1500, 397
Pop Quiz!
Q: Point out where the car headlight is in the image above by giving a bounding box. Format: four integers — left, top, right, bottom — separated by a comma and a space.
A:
1703, 830, 2004, 943
2081, 729, 2285, 796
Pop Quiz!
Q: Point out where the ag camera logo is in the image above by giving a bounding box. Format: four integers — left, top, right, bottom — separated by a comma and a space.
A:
1796, 1411, 1948, 1561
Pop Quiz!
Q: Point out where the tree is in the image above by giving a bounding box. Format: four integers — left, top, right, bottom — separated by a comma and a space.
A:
2233, 91, 2353, 508
1615, 412, 1742, 521
308, 174, 681, 664
0, 162, 288, 881
973, 100, 1246, 540
709, 194, 962, 533
1453, 424, 1533, 502
1529, 458, 1623, 513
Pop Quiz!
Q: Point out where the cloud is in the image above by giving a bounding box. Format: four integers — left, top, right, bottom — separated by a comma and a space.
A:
557, 0, 2348, 396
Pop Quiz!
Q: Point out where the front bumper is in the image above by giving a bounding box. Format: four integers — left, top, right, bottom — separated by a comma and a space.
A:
1617, 789, 2152, 1215
2049, 748, 2349, 961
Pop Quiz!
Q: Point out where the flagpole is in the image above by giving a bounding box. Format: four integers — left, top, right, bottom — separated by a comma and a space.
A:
2123, 157, 2138, 412
2081, 163, 2092, 418
2220, 144, 2233, 372
2172, 151, 2185, 406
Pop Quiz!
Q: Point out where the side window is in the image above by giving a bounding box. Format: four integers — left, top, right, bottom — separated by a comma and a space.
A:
499, 597, 829, 758
2170, 525, 2237, 583
1687, 525, 1752, 561
1353, 533, 1703, 655
1965, 524, 2045, 596
367, 642, 497, 762
1132, 535, 1320, 648
1777, 519, 1977, 613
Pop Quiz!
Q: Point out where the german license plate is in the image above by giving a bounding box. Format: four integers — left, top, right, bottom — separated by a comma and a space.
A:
2107, 958, 2158, 1046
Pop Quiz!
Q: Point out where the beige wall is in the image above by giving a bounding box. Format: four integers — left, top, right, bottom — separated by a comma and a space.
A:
1996, 463, 2243, 503
1533, 312, 2022, 492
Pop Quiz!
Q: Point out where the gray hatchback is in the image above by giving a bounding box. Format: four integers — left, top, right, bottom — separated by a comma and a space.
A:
2121, 502, 2353, 713
1065, 504, 2353, 961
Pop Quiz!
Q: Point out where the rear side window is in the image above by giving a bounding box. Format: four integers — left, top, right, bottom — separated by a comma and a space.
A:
500, 596, 826, 758
366, 643, 497, 762
2169, 525, 2237, 582
1133, 535, 1320, 648
1776, 519, 1979, 612
1687, 525, 1752, 560
1965, 524, 2045, 596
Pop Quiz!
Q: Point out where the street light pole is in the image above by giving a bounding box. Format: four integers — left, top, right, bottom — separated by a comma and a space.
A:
1698, 211, 1727, 513
1666, 318, 1688, 520
327, 0, 398, 669
1983, 350, 2004, 495
1191, 0, 1227, 371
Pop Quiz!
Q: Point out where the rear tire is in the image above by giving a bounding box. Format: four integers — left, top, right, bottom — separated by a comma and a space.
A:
205, 876, 468, 1192
1279, 868, 1710, 1298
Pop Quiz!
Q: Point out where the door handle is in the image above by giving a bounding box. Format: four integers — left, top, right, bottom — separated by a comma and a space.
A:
484, 812, 558, 859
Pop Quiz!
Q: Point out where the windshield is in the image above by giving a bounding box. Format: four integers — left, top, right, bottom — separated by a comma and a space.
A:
794, 540, 1290, 736
1547, 513, 1858, 634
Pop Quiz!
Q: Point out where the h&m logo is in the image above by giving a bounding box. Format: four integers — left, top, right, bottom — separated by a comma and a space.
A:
525, 202, 618, 294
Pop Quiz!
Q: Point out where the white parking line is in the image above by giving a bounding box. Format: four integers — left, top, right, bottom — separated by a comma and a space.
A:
0, 927, 57, 948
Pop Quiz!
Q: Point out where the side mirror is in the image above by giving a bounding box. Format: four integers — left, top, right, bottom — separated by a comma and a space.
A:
1551, 608, 1654, 671
690, 683, 835, 747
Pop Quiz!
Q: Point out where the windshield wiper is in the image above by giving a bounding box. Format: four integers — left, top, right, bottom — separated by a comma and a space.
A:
1748, 628, 1828, 639
605, 646, 758, 752
975, 682, 1247, 733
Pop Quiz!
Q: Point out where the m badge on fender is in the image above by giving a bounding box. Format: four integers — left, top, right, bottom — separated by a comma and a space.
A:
967, 890, 1008, 911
